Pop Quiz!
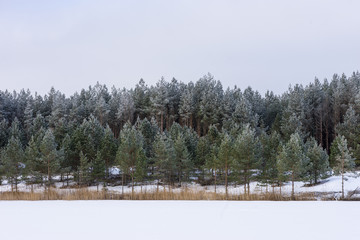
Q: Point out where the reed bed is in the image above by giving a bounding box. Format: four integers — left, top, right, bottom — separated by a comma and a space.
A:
0, 188, 316, 201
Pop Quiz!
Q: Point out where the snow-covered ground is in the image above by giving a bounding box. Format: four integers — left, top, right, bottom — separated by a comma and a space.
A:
0, 201, 358, 240
1, 172, 359, 199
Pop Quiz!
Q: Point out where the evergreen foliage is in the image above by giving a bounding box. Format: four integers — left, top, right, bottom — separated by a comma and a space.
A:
277, 132, 308, 198
333, 135, 355, 198
0, 72, 359, 193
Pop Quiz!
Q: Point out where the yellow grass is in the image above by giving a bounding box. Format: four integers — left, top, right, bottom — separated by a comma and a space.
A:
0, 188, 316, 201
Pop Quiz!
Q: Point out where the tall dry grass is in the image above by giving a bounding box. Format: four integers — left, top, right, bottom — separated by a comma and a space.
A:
0, 188, 316, 201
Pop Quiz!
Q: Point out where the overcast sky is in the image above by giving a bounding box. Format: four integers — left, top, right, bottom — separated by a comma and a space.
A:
1, 0, 359, 96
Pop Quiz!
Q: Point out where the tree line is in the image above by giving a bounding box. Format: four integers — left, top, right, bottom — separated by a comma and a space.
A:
0, 72, 359, 198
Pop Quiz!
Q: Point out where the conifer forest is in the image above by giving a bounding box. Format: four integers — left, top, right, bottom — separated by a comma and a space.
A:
0, 72, 359, 199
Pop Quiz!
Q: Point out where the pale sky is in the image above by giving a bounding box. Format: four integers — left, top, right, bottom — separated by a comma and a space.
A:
1, 0, 359, 96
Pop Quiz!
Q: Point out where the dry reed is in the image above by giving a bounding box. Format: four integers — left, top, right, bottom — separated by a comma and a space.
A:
0, 188, 316, 201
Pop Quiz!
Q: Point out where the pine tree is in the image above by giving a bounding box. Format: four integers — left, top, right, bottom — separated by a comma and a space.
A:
92, 151, 106, 190
197, 74, 223, 134
116, 123, 145, 194
217, 133, 233, 197
179, 85, 195, 127
0, 149, 4, 184
153, 133, 175, 191
139, 117, 159, 159
259, 131, 281, 192
277, 132, 308, 198
40, 129, 60, 189
79, 151, 91, 186
232, 124, 260, 195
59, 134, 73, 185
232, 95, 258, 128
337, 106, 360, 165
95, 96, 110, 126
333, 135, 355, 199
0, 119, 9, 148
1, 136, 24, 192
29, 114, 46, 142
134, 149, 147, 192
23, 101, 34, 141
205, 145, 221, 193
151, 77, 169, 132
133, 79, 151, 120
305, 138, 330, 185
100, 125, 117, 179
203, 125, 222, 190
24, 136, 43, 191
10, 117, 25, 145
117, 89, 135, 127
173, 134, 192, 186
276, 143, 288, 195
195, 136, 210, 181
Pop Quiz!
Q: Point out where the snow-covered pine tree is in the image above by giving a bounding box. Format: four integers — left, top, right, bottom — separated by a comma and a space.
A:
133, 79, 151, 120
117, 89, 135, 128
332, 135, 355, 199
179, 84, 195, 128
79, 151, 91, 186
92, 151, 106, 190
40, 129, 60, 189
277, 132, 307, 199
150, 77, 169, 132
0, 119, 9, 148
232, 124, 260, 195
116, 123, 145, 194
1, 135, 24, 192
217, 133, 233, 197
152, 132, 175, 191
100, 125, 117, 179
259, 130, 281, 192
305, 138, 330, 185
24, 136, 43, 191
173, 134, 192, 186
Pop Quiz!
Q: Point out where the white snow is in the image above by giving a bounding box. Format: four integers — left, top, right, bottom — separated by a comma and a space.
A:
0, 201, 358, 240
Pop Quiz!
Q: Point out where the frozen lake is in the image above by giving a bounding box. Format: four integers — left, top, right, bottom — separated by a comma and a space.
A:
0, 201, 358, 240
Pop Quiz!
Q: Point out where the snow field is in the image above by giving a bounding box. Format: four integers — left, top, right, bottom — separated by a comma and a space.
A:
0, 201, 359, 240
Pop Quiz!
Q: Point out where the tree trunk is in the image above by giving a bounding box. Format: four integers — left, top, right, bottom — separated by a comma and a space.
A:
214, 168, 217, 194
341, 154, 345, 199
244, 174, 247, 195
122, 173, 124, 195
160, 112, 164, 132
325, 120, 329, 152
197, 118, 201, 136
291, 171, 295, 199
225, 160, 228, 198
342, 173, 344, 199
279, 183, 282, 196
131, 167, 134, 196
48, 158, 51, 189
167, 115, 170, 131
319, 114, 323, 146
